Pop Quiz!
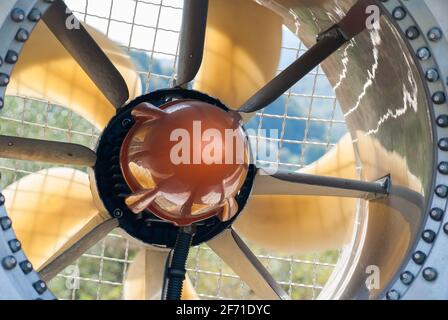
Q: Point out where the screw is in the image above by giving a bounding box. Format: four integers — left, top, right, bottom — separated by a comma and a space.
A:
113, 208, 123, 218
122, 118, 132, 128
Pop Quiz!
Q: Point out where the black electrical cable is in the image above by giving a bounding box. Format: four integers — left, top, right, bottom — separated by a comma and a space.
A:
164, 227, 194, 300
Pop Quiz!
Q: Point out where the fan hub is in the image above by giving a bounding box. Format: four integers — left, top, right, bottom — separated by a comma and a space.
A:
119, 99, 249, 226
94, 89, 255, 247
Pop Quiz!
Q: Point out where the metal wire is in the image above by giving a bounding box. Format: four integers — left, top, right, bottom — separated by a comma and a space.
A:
0, 0, 347, 300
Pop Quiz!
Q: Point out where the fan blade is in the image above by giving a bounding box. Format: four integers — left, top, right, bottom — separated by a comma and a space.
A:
2, 168, 104, 270
42, 0, 129, 109
7, 20, 141, 129
193, 0, 282, 110
176, 0, 209, 86
208, 228, 289, 300
234, 133, 358, 252
239, 0, 376, 113
123, 248, 198, 300
39, 215, 117, 282
0, 135, 96, 167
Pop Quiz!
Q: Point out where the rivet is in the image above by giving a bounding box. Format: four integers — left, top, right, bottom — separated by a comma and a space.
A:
0, 98, 4, 110
422, 267, 437, 281
417, 47, 431, 61
405, 26, 420, 40
19, 260, 33, 274
33, 281, 47, 295
435, 184, 448, 198
422, 229, 436, 243
433, 92, 446, 105
5, 50, 18, 64
10, 8, 25, 22
412, 251, 426, 265
0, 193, 5, 205
28, 8, 42, 22
386, 290, 400, 300
429, 208, 444, 221
392, 7, 406, 20
2, 256, 17, 270
15, 28, 29, 42
0, 73, 10, 87
400, 271, 414, 285
425, 69, 439, 82
8, 239, 21, 253
438, 162, 448, 174
0, 217, 12, 230
427, 27, 442, 42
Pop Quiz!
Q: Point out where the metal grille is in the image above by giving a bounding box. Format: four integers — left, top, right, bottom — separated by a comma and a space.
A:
0, 0, 347, 300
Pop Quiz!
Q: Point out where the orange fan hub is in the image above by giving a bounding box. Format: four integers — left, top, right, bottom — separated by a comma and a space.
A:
120, 100, 249, 226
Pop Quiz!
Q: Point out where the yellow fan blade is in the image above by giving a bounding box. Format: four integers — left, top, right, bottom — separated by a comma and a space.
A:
7, 22, 141, 129
234, 133, 358, 252
124, 248, 198, 300
193, 0, 282, 109
2, 167, 102, 269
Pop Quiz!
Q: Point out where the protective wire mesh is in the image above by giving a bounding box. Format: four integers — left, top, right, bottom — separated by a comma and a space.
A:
0, 0, 347, 300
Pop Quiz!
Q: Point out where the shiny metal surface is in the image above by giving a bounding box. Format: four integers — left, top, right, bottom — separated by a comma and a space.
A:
120, 100, 249, 225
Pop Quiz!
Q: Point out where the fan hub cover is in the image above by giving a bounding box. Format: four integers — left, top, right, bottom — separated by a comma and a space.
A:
119, 99, 249, 226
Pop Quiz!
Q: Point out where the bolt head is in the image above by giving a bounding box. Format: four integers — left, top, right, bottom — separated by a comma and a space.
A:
386, 290, 400, 300
428, 27, 442, 42
392, 7, 406, 20
2, 256, 17, 270
400, 271, 414, 285
412, 251, 426, 265
429, 208, 444, 221
405, 26, 420, 40
417, 47, 431, 61
423, 268, 437, 281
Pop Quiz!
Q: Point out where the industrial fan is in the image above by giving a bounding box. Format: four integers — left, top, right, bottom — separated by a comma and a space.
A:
0, 0, 447, 300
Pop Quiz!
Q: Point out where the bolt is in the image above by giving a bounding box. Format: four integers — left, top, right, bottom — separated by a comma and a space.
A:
422, 268, 437, 281
417, 47, 431, 61
425, 69, 439, 82
2, 256, 17, 270
113, 208, 123, 218
400, 271, 414, 285
386, 290, 400, 300
10, 8, 25, 22
412, 251, 426, 265
122, 118, 132, 128
392, 7, 406, 20
405, 26, 419, 40
429, 208, 444, 221
427, 27, 442, 42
